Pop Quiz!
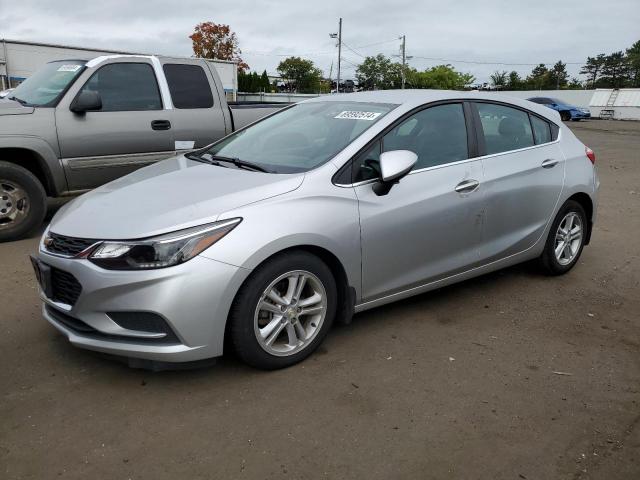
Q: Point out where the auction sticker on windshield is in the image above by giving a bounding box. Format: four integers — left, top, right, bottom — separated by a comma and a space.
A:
57, 65, 82, 72
334, 111, 382, 120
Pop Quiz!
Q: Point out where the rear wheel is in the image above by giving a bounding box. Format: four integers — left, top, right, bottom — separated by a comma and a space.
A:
229, 251, 337, 369
539, 200, 587, 275
560, 110, 571, 121
0, 161, 47, 242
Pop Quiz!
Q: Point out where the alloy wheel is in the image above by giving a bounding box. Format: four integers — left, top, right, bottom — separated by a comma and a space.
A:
554, 212, 583, 266
254, 270, 327, 357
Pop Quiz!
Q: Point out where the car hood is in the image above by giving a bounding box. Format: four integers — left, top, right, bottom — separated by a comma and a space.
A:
0, 98, 35, 115
49, 155, 305, 239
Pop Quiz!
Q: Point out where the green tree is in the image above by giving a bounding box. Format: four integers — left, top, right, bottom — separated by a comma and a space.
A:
580, 54, 606, 88
507, 71, 523, 90
490, 70, 508, 88
277, 57, 323, 93
626, 40, 640, 87
406, 65, 474, 90
600, 51, 630, 88
549, 61, 568, 89
355, 54, 403, 90
260, 70, 270, 92
527, 64, 551, 89
566, 77, 584, 90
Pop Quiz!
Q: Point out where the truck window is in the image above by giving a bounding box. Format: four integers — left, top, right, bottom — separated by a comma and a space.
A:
163, 64, 214, 109
78, 63, 162, 112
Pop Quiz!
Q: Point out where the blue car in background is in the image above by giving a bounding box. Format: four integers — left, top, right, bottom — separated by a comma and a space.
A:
527, 97, 591, 121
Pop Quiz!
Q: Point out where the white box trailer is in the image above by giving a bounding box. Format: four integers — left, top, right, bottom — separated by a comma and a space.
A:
589, 88, 640, 120
0, 39, 237, 99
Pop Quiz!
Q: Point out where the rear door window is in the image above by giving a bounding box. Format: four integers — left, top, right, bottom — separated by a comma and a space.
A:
476, 103, 534, 154
163, 64, 214, 109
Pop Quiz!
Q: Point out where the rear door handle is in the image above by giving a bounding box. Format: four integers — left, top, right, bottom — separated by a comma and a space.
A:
151, 120, 171, 131
455, 179, 480, 193
541, 158, 559, 168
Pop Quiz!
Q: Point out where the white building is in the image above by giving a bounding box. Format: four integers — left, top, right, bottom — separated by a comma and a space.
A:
0, 39, 238, 98
589, 89, 640, 120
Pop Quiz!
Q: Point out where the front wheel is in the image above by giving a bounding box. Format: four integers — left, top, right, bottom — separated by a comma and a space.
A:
229, 251, 337, 369
0, 161, 47, 242
539, 200, 587, 275
560, 111, 571, 121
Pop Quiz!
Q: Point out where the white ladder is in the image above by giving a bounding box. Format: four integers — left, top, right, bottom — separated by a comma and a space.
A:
600, 89, 619, 119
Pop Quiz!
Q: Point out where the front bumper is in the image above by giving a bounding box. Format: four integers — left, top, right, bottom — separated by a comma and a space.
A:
35, 250, 250, 362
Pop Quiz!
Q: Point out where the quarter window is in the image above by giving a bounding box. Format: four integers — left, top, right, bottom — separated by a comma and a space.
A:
78, 63, 162, 111
163, 64, 214, 109
530, 115, 552, 144
476, 103, 534, 154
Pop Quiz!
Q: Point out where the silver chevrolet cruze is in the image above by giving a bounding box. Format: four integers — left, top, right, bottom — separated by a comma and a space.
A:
32, 91, 599, 369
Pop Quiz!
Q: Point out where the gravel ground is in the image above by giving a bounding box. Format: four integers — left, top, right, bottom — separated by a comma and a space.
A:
1, 120, 639, 480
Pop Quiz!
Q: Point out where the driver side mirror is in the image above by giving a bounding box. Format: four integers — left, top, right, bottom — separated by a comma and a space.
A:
373, 150, 418, 196
70, 90, 102, 114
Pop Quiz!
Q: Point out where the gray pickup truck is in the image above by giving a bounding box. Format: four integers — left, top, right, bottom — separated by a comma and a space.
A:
0, 55, 284, 241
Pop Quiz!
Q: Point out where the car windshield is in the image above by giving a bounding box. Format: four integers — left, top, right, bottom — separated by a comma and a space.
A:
551, 98, 568, 105
8, 60, 86, 107
202, 101, 397, 173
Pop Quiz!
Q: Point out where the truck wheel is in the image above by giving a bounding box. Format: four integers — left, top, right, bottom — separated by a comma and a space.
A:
0, 161, 47, 242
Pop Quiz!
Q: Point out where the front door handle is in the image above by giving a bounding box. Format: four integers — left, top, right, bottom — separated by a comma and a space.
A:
541, 158, 559, 168
151, 120, 171, 131
455, 179, 480, 193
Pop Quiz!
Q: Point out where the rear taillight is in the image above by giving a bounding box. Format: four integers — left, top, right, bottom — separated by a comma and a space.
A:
585, 146, 596, 164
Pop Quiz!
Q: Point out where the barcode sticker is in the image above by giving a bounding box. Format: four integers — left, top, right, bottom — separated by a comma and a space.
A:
57, 65, 82, 72
334, 111, 381, 120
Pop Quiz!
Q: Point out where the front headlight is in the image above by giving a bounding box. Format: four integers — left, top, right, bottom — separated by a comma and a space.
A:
88, 218, 241, 270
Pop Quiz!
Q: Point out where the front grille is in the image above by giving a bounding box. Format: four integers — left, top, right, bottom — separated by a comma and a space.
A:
51, 268, 82, 306
45, 232, 96, 257
46, 306, 180, 345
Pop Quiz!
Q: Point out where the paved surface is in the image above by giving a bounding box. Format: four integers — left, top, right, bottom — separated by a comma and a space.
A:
1, 120, 639, 480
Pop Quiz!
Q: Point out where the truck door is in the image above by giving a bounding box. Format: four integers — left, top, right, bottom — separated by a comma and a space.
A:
55, 58, 174, 190
158, 59, 229, 152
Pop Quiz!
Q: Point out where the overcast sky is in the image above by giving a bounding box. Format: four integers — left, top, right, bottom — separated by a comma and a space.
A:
1, 0, 638, 83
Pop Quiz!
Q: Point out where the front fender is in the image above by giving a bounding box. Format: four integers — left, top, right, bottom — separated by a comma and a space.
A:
199, 188, 363, 301
0, 135, 67, 194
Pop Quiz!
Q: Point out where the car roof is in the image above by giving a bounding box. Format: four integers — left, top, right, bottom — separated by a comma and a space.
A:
304, 89, 561, 124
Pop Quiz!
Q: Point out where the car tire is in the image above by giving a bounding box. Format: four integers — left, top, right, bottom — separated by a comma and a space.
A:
539, 200, 588, 276
229, 250, 337, 370
560, 111, 571, 121
0, 161, 47, 242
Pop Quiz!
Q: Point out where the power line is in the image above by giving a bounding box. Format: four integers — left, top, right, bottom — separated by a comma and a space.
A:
341, 41, 365, 58
411, 55, 583, 66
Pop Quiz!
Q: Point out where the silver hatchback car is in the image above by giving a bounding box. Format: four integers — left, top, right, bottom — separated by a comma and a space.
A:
32, 91, 599, 369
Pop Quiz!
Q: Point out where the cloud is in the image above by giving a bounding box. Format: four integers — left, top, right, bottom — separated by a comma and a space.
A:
1, 0, 638, 82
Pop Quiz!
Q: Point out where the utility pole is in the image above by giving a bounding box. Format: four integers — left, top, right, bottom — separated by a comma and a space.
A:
337, 18, 342, 93
401, 35, 406, 89
329, 18, 342, 93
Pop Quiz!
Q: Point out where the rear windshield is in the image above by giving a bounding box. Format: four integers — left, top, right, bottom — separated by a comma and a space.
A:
204, 101, 397, 173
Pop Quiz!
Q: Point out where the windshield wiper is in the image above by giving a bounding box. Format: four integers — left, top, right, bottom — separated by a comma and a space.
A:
185, 152, 272, 173
205, 154, 272, 173
8, 96, 29, 106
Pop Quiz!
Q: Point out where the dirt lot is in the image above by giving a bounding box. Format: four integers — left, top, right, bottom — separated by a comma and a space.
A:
1, 120, 639, 480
